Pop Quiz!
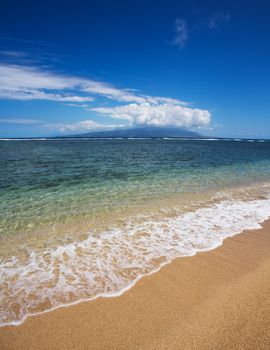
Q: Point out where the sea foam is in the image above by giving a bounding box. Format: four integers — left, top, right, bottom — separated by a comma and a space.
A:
1, 197, 270, 326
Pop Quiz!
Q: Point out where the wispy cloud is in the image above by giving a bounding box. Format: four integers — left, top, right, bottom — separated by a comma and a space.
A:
0, 64, 95, 102
0, 118, 43, 125
0, 64, 190, 106
172, 18, 188, 48
65, 103, 91, 108
208, 12, 230, 30
57, 120, 126, 133
0, 63, 211, 132
0, 36, 61, 64
0, 50, 28, 58
171, 10, 230, 49
0, 64, 159, 104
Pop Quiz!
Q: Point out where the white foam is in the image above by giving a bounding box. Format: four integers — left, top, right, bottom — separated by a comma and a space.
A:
0, 138, 48, 141
1, 198, 270, 326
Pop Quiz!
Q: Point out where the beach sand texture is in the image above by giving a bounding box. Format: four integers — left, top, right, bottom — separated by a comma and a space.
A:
1, 220, 270, 350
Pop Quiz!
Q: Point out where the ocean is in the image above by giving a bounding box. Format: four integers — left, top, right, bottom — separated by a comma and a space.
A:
1, 138, 270, 326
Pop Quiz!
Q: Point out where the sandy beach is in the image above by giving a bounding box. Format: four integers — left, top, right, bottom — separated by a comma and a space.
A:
1, 0, 270, 348
1, 220, 270, 350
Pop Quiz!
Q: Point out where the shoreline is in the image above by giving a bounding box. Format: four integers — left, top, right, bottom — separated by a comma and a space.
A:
2, 195, 270, 327
1, 220, 270, 349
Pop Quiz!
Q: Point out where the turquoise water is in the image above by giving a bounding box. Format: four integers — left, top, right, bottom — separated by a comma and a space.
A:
1, 139, 270, 238
1, 138, 270, 325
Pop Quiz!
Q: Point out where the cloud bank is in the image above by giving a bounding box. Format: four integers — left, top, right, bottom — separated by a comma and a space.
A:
0, 63, 211, 132
92, 103, 210, 129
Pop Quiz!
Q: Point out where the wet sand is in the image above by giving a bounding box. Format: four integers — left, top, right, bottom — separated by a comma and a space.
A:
1, 220, 270, 350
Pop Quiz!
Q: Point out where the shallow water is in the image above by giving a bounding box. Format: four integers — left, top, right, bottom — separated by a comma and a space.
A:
1, 138, 270, 325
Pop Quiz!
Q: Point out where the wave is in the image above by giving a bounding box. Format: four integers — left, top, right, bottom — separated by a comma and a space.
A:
0, 138, 48, 141
1, 197, 270, 326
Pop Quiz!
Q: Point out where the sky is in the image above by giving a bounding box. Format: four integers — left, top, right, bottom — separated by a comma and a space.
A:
0, 0, 269, 138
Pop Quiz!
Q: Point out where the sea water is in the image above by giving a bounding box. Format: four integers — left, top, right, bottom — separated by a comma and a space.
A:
1, 138, 270, 326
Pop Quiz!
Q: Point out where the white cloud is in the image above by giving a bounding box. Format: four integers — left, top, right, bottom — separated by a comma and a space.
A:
172, 19, 188, 48
0, 64, 149, 104
93, 103, 210, 128
0, 64, 88, 102
0, 64, 192, 106
0, 63, 211, 131
0, 89, 94, 102
81, 80, 147, 103
0, 64, 74, 90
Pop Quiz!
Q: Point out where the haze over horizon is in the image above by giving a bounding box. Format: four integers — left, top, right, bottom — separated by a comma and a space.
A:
0, 0, 269, 138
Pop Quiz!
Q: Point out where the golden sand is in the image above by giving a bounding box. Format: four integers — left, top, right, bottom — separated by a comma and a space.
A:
1, 221, 270, 349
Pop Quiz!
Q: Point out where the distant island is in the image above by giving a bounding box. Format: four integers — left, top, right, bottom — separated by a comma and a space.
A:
67, 126, 202, 138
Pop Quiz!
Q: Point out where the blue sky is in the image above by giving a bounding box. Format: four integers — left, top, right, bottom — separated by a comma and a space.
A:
0, 0, 269, 138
